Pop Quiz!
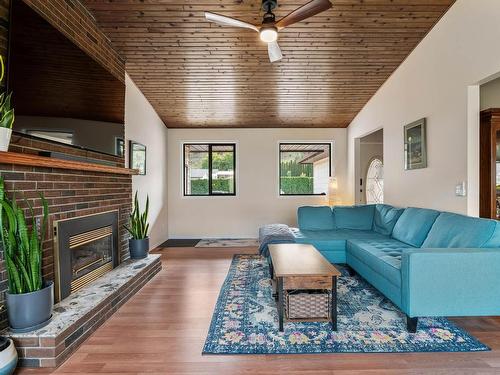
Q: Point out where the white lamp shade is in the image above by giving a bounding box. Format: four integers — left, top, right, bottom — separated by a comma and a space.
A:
328, 177, 340, 206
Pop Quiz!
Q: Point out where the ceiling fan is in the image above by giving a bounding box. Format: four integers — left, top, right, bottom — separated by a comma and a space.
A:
205, 0, 332, 63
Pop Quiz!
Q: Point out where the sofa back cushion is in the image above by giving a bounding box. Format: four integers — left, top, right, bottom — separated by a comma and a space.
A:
297, 206, 335, 231
422, 212, 498, 248
333, 205, 375, 230
484, 221, 500, 248
391, 207, 440, 247
373, 204, 405, 235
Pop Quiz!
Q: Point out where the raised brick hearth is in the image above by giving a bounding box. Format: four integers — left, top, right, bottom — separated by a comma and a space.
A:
8, 255, 161, 367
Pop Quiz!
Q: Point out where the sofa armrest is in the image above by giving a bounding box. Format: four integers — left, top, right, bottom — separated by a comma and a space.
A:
401, 248, 500, 317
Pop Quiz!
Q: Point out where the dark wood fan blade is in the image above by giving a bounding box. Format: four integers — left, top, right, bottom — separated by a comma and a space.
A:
275, 0, 332, 29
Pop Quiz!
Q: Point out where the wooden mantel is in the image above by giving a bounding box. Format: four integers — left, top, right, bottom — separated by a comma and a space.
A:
0, 151, 138, 175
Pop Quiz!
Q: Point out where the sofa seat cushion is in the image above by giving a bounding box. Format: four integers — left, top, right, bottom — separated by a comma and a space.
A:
297, 206, 335, 231
291, 228, 388, 244
290, 228, 388, 260
422, 212, 499, 248
347, 239, 413, 287
392, 207, 440, 247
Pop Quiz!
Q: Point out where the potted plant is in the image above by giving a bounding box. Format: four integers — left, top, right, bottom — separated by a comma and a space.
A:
0, 178, 53, 333
125, 192, 150, 259
0, 306, 17, 375
0, 56, 15, 152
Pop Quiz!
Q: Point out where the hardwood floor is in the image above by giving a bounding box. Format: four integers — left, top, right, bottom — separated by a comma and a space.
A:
17, 247, 500, 374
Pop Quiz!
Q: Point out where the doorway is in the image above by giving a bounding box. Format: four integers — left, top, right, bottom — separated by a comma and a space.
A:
356, 129, 384, 204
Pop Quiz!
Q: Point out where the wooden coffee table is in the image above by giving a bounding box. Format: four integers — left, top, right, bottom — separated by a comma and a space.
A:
268, 244, 341, 332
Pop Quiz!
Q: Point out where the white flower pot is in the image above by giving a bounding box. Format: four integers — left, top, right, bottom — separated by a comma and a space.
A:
0, 338, 17, 375
0, 127, 12, 152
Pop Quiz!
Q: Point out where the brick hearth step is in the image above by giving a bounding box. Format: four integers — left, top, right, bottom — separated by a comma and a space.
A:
4, 254, 162, 368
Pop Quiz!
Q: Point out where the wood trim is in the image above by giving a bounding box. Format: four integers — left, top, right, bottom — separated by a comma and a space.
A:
479, 108, 500, 219
0, 151, 138, 175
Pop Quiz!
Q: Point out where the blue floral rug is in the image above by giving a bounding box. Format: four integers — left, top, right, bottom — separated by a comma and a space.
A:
203, 255, 489, 354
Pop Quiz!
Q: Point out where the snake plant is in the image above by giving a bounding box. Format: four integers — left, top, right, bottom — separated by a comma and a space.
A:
0, 177, 49, 294
124, 192, 149, 240
0, 55, 14, 129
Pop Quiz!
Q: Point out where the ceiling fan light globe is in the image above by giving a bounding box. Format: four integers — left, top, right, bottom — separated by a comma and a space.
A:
260, 28, 278, 43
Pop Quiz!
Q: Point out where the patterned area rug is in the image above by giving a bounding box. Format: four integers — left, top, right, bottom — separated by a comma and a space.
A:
203, 255, 489, 354
196, 239, 260, 248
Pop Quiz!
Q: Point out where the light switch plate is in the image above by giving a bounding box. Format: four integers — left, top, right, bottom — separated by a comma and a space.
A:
455, 181, 467, 197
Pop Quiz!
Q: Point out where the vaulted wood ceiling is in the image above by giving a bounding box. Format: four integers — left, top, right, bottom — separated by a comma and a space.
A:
83, 0, 455, 128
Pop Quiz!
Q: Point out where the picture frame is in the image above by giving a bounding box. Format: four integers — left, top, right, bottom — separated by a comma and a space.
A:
404, 118, 427, 170
129, 140, 146, 175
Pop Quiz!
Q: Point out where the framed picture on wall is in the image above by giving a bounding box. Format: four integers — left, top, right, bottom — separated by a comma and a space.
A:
129, 140, 147, 175
404, 118, 427, 170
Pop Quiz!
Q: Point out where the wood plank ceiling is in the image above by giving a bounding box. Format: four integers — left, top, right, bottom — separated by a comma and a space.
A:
83, 0, 455, 128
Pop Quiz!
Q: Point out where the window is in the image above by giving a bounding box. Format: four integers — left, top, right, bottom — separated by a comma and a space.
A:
279, 143, 331, 196
183, 144, 236, 196
366, 158, 384, 204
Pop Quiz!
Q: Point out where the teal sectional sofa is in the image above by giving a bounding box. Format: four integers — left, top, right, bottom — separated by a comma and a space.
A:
292, 204, 500, 332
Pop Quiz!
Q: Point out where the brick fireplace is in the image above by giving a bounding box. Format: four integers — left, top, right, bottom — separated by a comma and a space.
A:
0, 134, 133, 327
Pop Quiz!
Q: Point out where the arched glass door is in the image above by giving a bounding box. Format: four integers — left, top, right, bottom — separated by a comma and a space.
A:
366, 158, 384, 204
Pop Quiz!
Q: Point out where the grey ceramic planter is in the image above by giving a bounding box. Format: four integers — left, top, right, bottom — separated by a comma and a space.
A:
129, 237, 149, 259
6, 281, 54, 333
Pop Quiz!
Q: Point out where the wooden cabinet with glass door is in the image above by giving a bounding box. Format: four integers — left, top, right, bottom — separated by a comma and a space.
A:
480, 108, 500, 220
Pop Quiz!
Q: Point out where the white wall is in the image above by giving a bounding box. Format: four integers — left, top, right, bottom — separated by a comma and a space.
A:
167, 128, 347, 238
125, 74, 169, 249
346, 0, 500, 214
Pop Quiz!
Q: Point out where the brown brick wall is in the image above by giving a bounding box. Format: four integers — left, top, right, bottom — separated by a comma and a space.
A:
21, 0, 125, 82
0, 0, 128, 329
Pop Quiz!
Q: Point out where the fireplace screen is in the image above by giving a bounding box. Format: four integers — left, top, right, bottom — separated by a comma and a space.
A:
54, 211, 119, 302
70, 226, 114, 292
